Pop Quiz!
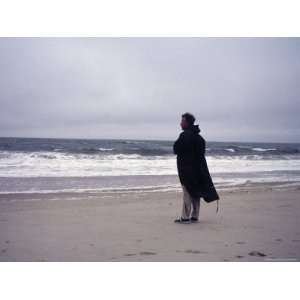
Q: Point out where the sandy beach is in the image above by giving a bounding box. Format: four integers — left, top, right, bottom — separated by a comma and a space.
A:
0, 184, 300, 262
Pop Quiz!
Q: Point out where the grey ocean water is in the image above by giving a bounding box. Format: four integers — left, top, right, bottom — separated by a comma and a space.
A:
0, 137, 300, 195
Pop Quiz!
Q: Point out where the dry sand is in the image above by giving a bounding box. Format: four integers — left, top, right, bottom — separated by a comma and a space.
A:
0, 185, 300, 262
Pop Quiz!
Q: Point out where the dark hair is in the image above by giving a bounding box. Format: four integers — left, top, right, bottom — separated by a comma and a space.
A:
182, 112, 195, 126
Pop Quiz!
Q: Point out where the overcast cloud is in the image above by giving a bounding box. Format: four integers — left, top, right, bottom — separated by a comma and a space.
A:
0, 38, 299, 142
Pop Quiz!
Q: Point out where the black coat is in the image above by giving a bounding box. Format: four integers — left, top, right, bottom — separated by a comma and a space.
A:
173, 125, 219, 202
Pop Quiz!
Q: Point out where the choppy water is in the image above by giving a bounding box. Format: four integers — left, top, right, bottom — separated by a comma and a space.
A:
0, 137, 300, 194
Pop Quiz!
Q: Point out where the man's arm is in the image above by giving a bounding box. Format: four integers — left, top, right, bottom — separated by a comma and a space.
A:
173, 132, 189, 155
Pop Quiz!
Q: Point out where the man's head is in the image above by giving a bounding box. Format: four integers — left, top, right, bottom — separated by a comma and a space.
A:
181, 112, 195, 130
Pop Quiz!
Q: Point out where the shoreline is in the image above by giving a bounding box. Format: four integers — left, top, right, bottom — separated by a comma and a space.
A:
0, 183, 300, 262
0, 180, 299, 201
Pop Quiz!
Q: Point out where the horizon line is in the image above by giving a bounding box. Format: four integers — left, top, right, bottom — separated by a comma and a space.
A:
0, 135, 299, 145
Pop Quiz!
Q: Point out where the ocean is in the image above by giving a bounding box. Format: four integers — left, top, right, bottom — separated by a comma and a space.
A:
1, 137, 300, 195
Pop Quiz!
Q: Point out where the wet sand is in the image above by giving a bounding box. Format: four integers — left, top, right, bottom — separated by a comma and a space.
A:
0, 185, 300, 261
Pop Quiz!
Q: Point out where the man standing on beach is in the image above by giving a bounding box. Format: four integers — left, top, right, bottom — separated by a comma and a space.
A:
173, 113, 219, 224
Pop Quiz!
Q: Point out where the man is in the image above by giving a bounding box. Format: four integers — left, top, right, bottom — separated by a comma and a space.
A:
173, 112, 219, 224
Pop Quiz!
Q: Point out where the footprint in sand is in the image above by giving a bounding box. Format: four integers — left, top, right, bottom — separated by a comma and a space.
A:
248, 251, 267, 257
139, 251, 157, 256
185, 249, 208, 254
278, 204, 291, 208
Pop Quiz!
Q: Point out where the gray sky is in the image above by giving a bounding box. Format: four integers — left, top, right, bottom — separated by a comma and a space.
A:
0, 38, 299, 142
